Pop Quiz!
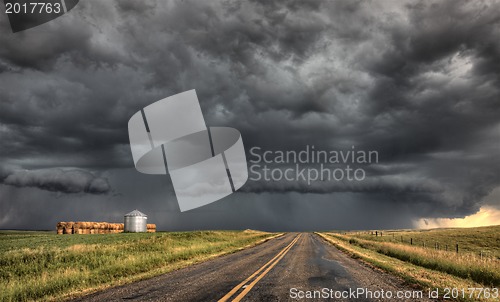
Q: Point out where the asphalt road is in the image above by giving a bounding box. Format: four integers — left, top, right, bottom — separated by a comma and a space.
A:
70, 233, 435, 302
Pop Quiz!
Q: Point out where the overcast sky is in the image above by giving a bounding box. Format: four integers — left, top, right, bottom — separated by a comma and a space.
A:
1, 0, 499, 231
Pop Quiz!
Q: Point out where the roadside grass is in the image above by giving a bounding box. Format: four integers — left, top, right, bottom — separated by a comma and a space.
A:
317, 232, 499, 302
327, 232, 500, 286
0, 230, 280, 302
348, 225, 500, 259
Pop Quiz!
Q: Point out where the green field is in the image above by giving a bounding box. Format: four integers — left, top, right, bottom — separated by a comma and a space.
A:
0, 230, 278, 302
319, 225, 500, 301
347, 225, 500, 258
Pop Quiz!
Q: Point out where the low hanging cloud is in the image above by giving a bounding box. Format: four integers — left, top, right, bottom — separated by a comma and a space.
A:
242, 174, 445, 194
2, 168, 110, 194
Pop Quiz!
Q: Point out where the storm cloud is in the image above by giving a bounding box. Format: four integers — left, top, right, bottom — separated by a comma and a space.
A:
0, 0, 499, 230
2, 168, 110, 194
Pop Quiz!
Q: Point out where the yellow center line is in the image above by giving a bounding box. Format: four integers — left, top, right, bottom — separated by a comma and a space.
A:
231, 235, 300, 301
218, 234, 301, 302
218, 234, 300, 302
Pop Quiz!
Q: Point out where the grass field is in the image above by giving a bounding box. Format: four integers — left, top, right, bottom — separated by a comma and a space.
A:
348, 225, 500, 259
0, 230, 279, 302
318, 225, 500, 301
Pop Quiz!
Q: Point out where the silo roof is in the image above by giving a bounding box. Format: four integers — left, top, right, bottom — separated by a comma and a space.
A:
125, 209, 147, 217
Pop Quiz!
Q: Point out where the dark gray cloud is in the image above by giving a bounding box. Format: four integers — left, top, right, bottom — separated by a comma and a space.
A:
0, 170, 424, 231
1, 168, 110, 194
0, 0, 499, 230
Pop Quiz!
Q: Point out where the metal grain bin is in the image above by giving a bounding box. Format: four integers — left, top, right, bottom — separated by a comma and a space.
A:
124, 210, 147, 232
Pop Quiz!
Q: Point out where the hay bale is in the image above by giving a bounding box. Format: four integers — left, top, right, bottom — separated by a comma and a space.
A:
114, 223, 124, 233
109, 223, 119, 233
147, 224, 156, 233
64, 221, 74, 234
73, 222, 83, 234
97, 222, 105, 234
105, 223, 112, 233
82, 222, 91, 234
56, 222, 65, 234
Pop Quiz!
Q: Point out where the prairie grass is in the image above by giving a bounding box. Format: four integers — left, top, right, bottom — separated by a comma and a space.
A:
317, 233, 494, 302
347, 225, 500, 259
0, 230, 278, 302
325, 230, 500, 287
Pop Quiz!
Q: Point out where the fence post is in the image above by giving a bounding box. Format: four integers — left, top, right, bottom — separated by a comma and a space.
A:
411, 238, 413, 245
456, 243, 459, 253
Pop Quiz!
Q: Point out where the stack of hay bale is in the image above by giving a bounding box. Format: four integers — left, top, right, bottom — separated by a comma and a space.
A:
112, 223, 124, 233
56, 221, 139, 234
81, 222, 92, 234
147, 224, 156, 233
64, 222, 74, 234
56, 222, 65, 234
